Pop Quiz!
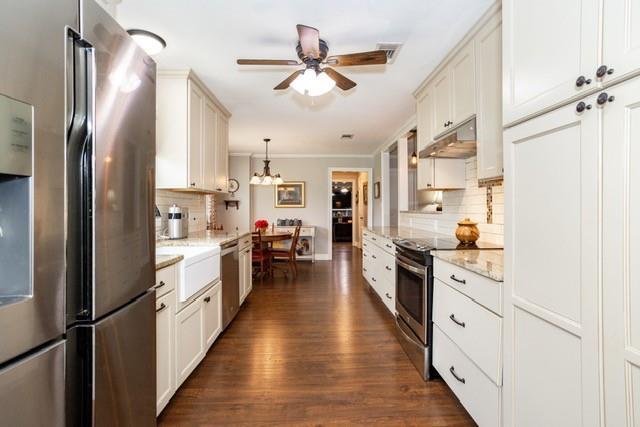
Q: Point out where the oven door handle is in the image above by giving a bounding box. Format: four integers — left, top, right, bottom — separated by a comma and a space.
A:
396, 256, 426, 277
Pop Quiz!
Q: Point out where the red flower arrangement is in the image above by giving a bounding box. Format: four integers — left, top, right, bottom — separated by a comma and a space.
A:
255, 219, 269, 231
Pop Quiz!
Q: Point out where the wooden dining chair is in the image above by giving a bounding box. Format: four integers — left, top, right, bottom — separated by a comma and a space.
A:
271, 225, 301, 278
251, 230, 271, 278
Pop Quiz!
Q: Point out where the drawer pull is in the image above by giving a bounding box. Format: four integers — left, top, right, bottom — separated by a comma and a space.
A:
449, 366, 466, 384
363, 268, 367, 272
385, 244, 392, 249
155, 280, 166, 289
385, 266, 392, 271
450, 274, 466, 284
449, 313, 466, 328
204, 296, 211, 303
372, 277, 376, 282
156, 303, 167, 313
372, 237, 377, 241
385, 292, 392, 300
372, 254, 377, 259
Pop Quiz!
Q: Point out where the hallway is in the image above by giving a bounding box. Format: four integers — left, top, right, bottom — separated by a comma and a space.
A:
158, 246, 474, 426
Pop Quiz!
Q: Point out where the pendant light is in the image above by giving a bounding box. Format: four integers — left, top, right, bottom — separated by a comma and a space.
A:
250, 138, 284, 185
411, 151, 418, 165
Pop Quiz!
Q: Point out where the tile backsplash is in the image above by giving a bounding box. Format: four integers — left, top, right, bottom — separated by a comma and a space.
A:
156, 190, 213, 237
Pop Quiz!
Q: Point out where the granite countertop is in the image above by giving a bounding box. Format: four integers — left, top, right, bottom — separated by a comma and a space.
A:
155, 254, 183, 270
156, 230, 252, 248
367, 226, 452, 241
432, 249, 504, 282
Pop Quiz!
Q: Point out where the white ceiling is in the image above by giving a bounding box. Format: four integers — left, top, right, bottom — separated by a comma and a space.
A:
115, 0, 494, 155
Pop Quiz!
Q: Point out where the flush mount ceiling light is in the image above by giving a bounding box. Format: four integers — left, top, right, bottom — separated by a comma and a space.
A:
250, 138, 284, 185
126, 29, 166, 55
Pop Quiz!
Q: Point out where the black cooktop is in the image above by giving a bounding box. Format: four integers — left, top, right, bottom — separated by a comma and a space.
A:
394, 234, 503, 253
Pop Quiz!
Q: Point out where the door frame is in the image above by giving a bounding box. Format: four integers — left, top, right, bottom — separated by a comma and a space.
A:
327, 167, 373, 260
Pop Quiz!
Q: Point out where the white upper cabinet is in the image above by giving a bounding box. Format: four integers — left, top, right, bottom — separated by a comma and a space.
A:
417, 158, 465, 191
215, 114, 229, 193
416, 85, 435, 152
602, 0, 640, 85
202, 99, 218, 192
187, 81, 204, 189
450, 42, 476, 125
502, 0, 600, 126
156, 70, 231, 193
475, 13, 503, 180
433, 70, 452, 136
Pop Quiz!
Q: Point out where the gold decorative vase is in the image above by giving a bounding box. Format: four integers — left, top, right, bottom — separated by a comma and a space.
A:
455, 218, 480, 245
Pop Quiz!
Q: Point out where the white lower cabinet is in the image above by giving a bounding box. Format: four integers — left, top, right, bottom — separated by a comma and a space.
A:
238, 241, 252, 305
434, 326, 501, 427
202, 284, 222, 348
362, 231, 396, 314
156, 289, 176, 415
175, 292, 205, 387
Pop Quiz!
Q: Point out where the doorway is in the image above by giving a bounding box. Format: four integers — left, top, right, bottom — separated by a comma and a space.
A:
327, 168, 372, 260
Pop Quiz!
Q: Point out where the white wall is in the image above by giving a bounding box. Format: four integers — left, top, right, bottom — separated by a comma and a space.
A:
250, 156, 373, 258
399, 156, 504, 245
215, 155, 251, 232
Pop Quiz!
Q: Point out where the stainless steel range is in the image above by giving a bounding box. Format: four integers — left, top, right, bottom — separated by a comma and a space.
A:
393, 235, 500, 380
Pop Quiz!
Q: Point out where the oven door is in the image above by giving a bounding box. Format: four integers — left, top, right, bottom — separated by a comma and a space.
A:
395, 253, 428, 344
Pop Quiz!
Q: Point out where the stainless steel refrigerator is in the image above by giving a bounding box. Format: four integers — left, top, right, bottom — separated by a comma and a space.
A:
0, 1, 157, 425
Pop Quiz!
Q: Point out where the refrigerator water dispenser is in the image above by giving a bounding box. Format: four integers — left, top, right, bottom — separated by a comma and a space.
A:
0, 93, 33, 306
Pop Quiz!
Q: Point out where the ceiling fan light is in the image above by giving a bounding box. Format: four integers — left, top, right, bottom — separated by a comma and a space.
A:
126, 29, 166, 55
290, 73, 306, 95
308, 71, 336, 96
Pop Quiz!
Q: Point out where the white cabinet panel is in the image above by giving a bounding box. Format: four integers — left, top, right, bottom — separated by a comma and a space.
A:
433, 70, 451, 136
602, 0, 640, 85
203, 100, 217, 192
502, 0, 600, 125
475, 15, 503, 180
450, 42, 476, 125
504, 98, 601, 426
175, 296, 204, 386
602, 76, 640, 427
417, 158, 465, 191
156, 290, 175, 415
239, 246, 252, 304
187, 81, 203, 189
155, 264, 176, 298
202, 283, 222, 349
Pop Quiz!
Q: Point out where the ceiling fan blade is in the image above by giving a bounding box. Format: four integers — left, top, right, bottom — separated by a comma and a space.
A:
296, 24, 320, 59
237, 59, 299, 66
274, 70, 302, 90
325, 50, 387, 66
323, 68, 357, 91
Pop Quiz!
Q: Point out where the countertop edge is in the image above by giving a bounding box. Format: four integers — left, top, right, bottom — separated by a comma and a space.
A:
432, 249, 504, 282
155, 254, 184, 270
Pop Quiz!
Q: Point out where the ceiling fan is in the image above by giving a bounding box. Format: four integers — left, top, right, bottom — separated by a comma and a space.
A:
236, 24, 387, 96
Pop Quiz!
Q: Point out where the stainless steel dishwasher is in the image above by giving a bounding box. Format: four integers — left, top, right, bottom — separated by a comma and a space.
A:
221, 240, 240, 329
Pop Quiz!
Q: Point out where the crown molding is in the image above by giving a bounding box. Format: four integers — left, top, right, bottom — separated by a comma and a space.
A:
249, 153, 374, 159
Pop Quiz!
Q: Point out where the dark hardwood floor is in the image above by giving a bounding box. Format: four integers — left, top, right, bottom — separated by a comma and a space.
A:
158, 243, 474, 426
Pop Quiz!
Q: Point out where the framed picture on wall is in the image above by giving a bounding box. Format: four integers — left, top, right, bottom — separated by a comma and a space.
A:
275, 181, 305, 208
363, 183, 368, 205
374, 181, 381, 199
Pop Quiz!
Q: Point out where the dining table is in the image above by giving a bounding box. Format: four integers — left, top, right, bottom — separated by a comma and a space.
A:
252, 230, 293, 277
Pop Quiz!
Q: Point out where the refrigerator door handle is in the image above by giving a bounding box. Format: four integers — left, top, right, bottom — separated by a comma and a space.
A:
66, 32, 95, 323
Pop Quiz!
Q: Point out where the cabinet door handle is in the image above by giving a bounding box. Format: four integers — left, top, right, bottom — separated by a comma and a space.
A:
191, 182, 196, 187
155, 280, 166, 289
449, 313, 466, 328
372, 277, 376, 282
216, 188, 222, 192
597, 92, 615, 105
372, 237, 377, 241
363, 268, 367, 272
385, 266, 392, 271
156, 303, 167, 313
385, 244, 393, 249
575, 101, 592, 113
596, 65, 614, 78
204, 296, 211, 303
372, 254, 377, 259
385, 292, 392, 300
449, 366, 466, 384
575, 75, 592, 87
450, 274, 466, 284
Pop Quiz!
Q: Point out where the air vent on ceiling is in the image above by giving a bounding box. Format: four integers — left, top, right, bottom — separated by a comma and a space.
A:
340, 134, 354, 141
376, 42, 403, 64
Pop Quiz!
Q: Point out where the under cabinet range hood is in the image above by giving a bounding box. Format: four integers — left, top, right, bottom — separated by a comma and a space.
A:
419, 117, 477, 159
